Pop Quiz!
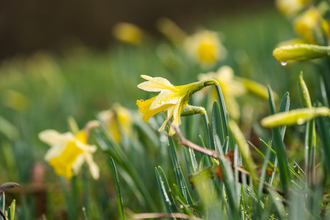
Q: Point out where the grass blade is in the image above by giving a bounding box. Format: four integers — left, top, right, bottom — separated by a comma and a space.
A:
109, 157, 125, 220
267, 89, 291, 194
316, 115, 330, 177
168, 136, 193, 205
155, 166, 179, 216
212, 101, 225, 146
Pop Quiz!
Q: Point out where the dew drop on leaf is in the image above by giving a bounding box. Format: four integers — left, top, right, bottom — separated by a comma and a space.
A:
281, 61, 287, 66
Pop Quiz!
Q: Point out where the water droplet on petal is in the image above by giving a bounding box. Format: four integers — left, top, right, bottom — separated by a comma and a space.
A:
281, 61, 287, 66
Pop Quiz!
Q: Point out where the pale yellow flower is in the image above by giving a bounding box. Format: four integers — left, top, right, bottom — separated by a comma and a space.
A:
137, 75, 203, 135
276, 0, 309, 17
294, 8, 330, 44
183, 30, 222, 66
198, 66, 246, 120
39, 129, 99, 180
98, 103, 133, 143
112, 22, 144, 45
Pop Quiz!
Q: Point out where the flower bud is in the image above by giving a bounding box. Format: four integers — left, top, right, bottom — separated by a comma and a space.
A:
273, 44, 330, 62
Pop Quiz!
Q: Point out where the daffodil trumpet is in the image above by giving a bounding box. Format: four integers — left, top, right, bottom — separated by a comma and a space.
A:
136, 75, 224, 135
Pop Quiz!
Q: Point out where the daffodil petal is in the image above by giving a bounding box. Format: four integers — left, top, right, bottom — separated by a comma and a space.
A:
140, 75, 177, 91
75, 140, 97, 153
72, 154, 85, 174
158, 105, 175, 132
150, 90, 179, 110
85, 153, 100, 180
137, 97, 173, 122
169, 99, 185, 135
39, 130, 74, 146
44, 142, 67, 161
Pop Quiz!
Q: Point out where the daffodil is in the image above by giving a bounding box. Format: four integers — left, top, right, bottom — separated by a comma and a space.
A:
183, 30, 223, 66
39, 128, 99, 180
276, 0, 309, 17
198, 66, 246, 120
112, 22, 145, 45
294, 8, 330, 44
98, 103, 133, 143
137, 75, 213, 135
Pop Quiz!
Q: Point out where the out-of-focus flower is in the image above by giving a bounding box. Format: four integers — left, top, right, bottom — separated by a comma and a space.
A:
198, 66, 246, 120
261, 107, 330, 127
156, 17, 187, 45
39, 127, 99, 180
184, 30, 223, 66
273, 44, 330, 62
294, 8, 330, 44
276, 0, 310, 17
137, 75, 212, 135
98, 103, 133, 143
112, 22, 145, 45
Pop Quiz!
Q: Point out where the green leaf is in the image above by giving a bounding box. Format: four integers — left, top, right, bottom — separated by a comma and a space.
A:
7, 200, 15, 220
109, 157, 125, 220
268, 189, 286, 220
155, 167, 179, 215
298, 72, 312, 108
0, 192, 5, 214
217, 137, 239, 219
212, 101, 225, 146
316, 115, 330, 177
267, 87, 291, 196
198, 136, 210, 167
320, 75, 329, 108
188, 166, 216, 190
168, 136, 193, 205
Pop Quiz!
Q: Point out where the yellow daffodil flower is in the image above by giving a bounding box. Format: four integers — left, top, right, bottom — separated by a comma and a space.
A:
184, 30, 223, 66
137, 75, 212, 135
112, 22, 145, 45
276, 0, 309, 17
39, 129, 99, 180
294, 8, 330, 44
198, 66, 246, 120
98, 103, 133, 143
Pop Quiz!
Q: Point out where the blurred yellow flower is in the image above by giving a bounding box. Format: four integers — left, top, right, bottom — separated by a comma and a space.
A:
39, 129, 99, 180
137, 75, 203, 135
276, 0, 309, 17
294, 8, 330, 44
112, 22, 145, 45
184, 30, 222, 66
198, 66, 246, 120
98, 104, 133, 143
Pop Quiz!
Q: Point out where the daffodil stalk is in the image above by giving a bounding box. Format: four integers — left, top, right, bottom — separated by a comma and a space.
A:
273, 44, 330, 62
